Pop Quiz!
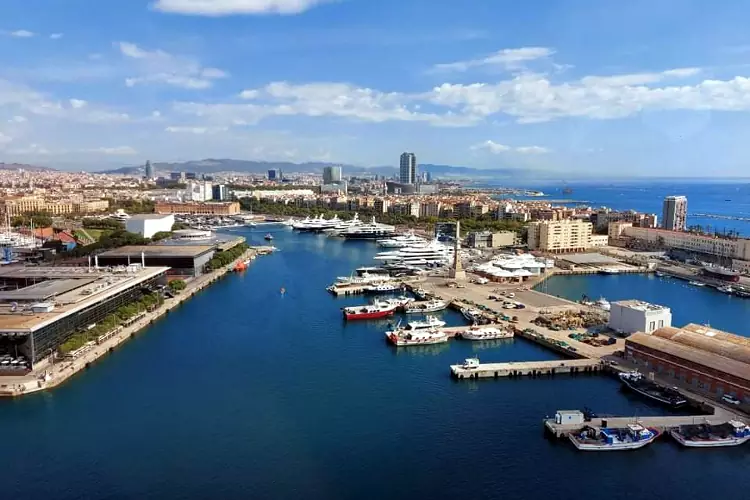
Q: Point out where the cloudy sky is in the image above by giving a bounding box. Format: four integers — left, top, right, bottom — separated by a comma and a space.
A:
3, 0, 750, 175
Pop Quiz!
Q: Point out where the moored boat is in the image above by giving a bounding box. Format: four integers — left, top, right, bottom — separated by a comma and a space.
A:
342, 300, 397, 320
364, 282, 403, 294
386, 328, 448, 346
618, 370, 688, 408
404, 299, 447, 314
460, 326, 514, 341
460, 307, 485, 324
264, 233, 274, 241
383, 296, 414, 310
462, 356, 480, 369
670, 420, 750, 448
405, 316, 446, 330
569, 424, 660, 451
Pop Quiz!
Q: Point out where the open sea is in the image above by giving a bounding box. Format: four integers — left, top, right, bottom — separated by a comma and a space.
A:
2, 226, 750, 499
512, 179, 750, 235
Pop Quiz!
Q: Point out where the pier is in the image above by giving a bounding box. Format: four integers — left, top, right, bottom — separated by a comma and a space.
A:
451, 358, 604, 379
544, 412, 737, 438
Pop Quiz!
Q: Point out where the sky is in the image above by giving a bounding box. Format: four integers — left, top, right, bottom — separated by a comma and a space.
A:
3, 0, 750, 176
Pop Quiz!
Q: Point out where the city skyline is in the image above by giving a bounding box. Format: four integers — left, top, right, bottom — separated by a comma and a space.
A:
5, 1, 750, 176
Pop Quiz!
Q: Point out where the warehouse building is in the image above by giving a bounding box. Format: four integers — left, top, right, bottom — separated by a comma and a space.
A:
97, 245, 215, 277
625, 323, 750, 403
0, 265, 168, 369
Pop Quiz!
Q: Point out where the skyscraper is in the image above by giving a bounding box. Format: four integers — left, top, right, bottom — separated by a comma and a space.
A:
268, 169, 279, 181
399, 152, 417, 184
662, 195, 688, 231
144, 160, 154, 179
323, 166, 342, 184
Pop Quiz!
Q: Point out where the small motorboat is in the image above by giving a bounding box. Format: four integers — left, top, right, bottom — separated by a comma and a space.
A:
264, 233, 274, 241
462, 356, 480, 369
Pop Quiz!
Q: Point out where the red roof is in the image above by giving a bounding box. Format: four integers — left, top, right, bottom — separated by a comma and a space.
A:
56, 231, 77, 243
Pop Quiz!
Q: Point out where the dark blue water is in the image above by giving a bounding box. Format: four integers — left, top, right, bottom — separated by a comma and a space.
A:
2, 228, 750, 499
538, 273, 750, 337
514, 180, 750, 235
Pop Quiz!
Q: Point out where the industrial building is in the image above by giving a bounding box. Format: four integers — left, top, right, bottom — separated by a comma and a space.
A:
125, 214, 175, 238
625, 323, 750, 403
527, 220, 593, 254
0, 265, 168, 369
609, 300, 672, 335
97, 245, 216, 277
154, 201, 241, 215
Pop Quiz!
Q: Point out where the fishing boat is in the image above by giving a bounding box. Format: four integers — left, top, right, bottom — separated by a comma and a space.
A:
460, 307, 485, 324
264, 233, 274, 241
460, 326, 514, 341
405, 316, 446, 330
383, 296, 415, 310
618, 370, 688, 408
569, 424, 660, 451
689, 280, 706, 287
364, 283, 402, 294
342, 300, 397, 320
412, 287, 429, 300
599, 268, 620, 275
386, 328, 448, 346
670, 420, 750, 448
404, 299, 447, 314
716, 285, 733, 294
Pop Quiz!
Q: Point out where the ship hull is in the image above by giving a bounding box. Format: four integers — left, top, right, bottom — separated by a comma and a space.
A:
386, 334, 448, 346
343, 310, 394, 320
670, 430, 750, 448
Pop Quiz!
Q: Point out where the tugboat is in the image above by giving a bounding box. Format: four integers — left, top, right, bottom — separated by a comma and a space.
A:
569, 424, 660, 451
670, 420, 750, 448
264, 233, 274, 241
618, 370, 688, 408
342, 300, 397, 320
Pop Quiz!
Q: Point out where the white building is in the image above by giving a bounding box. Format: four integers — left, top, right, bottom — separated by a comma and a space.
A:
187, 180, 213, 202
609, 300, 672, 335
125, 214, 175, 238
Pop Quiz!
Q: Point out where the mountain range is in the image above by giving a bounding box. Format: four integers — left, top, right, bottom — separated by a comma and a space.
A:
97, 158, 531, 180
0, 162, 56, 172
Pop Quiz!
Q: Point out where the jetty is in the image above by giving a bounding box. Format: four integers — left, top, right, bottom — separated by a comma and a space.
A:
451, 358, 604, 379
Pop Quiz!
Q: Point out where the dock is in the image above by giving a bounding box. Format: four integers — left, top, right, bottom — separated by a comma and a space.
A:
544, 413, 730, 438
451, 358, 604, 379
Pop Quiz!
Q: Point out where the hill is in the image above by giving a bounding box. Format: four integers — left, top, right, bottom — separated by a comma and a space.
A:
0, 162, 56, 172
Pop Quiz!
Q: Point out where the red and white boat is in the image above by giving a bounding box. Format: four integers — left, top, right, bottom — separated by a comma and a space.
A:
343, 300, 397, 320
386, 328, 448, 346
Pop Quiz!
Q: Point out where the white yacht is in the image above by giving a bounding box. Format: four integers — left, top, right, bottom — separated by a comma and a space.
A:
406, 316, 446, 330
460, 326, 514, 341
297, 214, 341, 232
374, 239, 454, 266
377, 232, 427, 248
339, 217, 396, 240
404, 299, 447, 314
324, 213, 364, 235
386, 328, 449, 346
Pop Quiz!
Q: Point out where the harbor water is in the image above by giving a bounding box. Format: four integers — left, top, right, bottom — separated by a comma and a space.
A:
2, 228, 750, 499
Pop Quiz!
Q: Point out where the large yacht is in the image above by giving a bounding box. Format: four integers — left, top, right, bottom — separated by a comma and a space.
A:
338, 217, 396, 240
295, 214, 341, 232
376, 232, 427, 248
323, 213, 364, 235
373, 239, 454, 266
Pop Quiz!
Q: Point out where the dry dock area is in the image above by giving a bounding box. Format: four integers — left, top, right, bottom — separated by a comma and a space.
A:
451, 358, 604, 379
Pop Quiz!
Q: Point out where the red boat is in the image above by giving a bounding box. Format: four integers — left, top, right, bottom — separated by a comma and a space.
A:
343, 300, 397, 320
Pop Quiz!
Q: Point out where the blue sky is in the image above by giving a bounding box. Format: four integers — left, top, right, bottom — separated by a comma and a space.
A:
3, 0, 750, 175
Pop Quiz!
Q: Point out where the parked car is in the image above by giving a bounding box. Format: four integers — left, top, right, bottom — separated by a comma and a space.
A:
722, 394, 741, 405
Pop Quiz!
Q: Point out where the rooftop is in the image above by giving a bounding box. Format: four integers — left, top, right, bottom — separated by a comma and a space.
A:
0, 266, 169, 332
127, 214, 174, 221
613, 300, 670, 312
557, 253, 620, 265
98, 245, 215, 258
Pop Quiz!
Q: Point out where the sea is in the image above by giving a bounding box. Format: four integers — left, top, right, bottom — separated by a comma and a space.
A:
2, 224, 750, 499
510, 179, 750, 235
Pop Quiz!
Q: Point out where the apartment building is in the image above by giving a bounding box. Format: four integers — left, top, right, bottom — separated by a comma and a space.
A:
527, 220, 593, 253
622, 226, 750, 262
388, 202, 420, 218
419, 201, 441, 218
0, 196, 109, 216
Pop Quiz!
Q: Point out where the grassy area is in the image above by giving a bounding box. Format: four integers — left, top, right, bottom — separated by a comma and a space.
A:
74, 229, 109, 242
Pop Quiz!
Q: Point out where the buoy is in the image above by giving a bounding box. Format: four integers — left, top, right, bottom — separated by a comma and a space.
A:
280, 287, 286, 295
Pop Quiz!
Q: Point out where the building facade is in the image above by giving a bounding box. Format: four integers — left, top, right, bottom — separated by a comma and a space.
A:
322, 166, 343, 184
609, 300, 672, 335
621, 226, 750, 261
144, 160, 154, 179
125, 214, 175, 238
527, 220, 593, 253
211, 184, 228, 201
662, 195, 688, 231
267, 169, 280, 181
466, 231, 519, 248
154, 201, 241, 215
399, 152, 417, 184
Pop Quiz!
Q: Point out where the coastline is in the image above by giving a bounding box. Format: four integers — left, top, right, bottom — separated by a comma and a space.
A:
0, 248, 265, 398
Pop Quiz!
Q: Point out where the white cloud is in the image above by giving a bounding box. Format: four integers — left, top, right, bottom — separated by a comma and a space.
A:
239, 89, 259, 99
580, 67, 701, 87
432, 47, 554, 73
117, 41, 228, 89
9, 143, 50, 155
7, 30, 36, 38
8, 116, 27, 123
471, 140, 549, 154
87, 146, 138, 155
152, 0, 332, 16
69, 98, 87, 109
0, 132, 12, 145
49, 33, 64, 40
165, 125, 228, 134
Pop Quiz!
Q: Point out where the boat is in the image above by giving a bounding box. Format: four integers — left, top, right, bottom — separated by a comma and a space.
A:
342, 300, 397, 320
596, 297, 611, 311
460, 307, 485, 324
264, 233, 274, 241
689, 280, 706, 287
364, 283, 403, 294
412, 287, 429, 300
335, 272, 393, 287
717, 285, 733, 294
384, 296, 415, 310
377, 232, 427, 248
702, 266, 740, 283
323, 213, 364, 235
404, 299, 447, 314
735, 288, 750, 298
462, 356, 480, 369
460, 326, 514, 341
670, 420, 750, 448
655, 271, 665, 277
569, 424, 660, 451
386, 328, 449, 346
373, 239, 455, 266
618, 370, 688, 408
339, 217, 396, 240
599, 268, 620, 275
405, 316, 446, 330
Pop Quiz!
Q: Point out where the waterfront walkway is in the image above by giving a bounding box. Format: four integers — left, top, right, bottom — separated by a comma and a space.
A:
451, 358, 604, 379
